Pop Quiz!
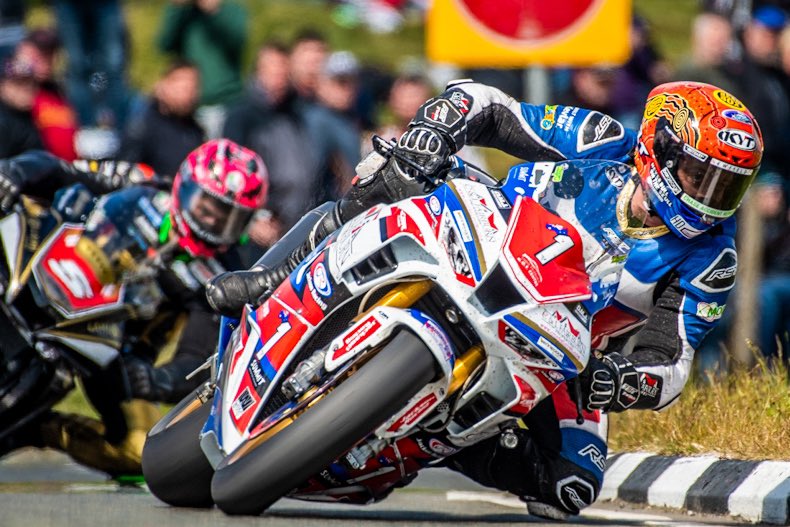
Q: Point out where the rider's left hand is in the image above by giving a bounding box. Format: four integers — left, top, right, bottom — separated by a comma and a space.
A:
580, 352, 640, 412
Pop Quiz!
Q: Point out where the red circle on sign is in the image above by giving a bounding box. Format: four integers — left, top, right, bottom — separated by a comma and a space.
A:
457, 0, 599, 42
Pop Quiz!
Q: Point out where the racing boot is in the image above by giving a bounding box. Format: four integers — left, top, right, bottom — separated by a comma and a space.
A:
206, 202, 345, 317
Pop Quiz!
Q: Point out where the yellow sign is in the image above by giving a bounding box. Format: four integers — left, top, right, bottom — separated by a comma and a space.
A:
427, 0, 631, 67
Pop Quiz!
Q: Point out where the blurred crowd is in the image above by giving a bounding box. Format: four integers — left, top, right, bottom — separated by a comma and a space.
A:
0, 0, 789, 365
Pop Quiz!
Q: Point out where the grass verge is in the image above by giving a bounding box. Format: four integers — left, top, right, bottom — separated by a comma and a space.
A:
609, 356, 790, 460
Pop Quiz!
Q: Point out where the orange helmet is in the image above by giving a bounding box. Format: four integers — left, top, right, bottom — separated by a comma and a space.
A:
634, 82, 763, 238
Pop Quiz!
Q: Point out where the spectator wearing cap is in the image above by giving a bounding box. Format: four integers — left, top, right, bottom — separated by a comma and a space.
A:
13, 28, 79, 161
0, 57, 44, 157
119, 60, 204, 178
739, 6, 790, 178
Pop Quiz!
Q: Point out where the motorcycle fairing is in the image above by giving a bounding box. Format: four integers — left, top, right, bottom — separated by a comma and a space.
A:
31, 224, 126, 319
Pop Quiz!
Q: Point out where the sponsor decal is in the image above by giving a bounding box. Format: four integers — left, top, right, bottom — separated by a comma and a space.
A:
541, 105, 557, 130
558, 476, 595, 511
717, 129, 757, 151
332, 316, 381, 360
557, 106, 580, 132
696, 301, 726, 322
601, 227, 629, 254
133, 215, 159, 245
649, 165, 670, 204
447, 90, 472, 114
429, 195, 442, 215
137, 196, 163, 226
661, 167, 683, 194
571, 303, 590, 326
387, 392, 438, 432
713, 89, 745, 110
231, 387, 255, 419
442, 213, 473, 283
537, 335, 565, 363
552, 163, 568, 182
578, 444, 607, 472
422, 319, 454, 365
424, 100, 463, 127
516, 252, 543, 285
248, 360, 266, 388
312, 262, 332, 297
579, 112, 624, 152
489, 188, 511, 209
306, 270, 328, 310
428, 438, 458, 456
722, 109, 752, 124
499, 322, 557, 367
604, 166, 625, 190
639, 373, 661, 399
616, 371, 640, 408
539, 368, 566, 383
682, 143, 709, 162
669, 215, 705, 239
452, 210, 474, 243
512, 375, 538, 413
529, 162, 554, 189
256, 311, 293, 360
690, 248, 738, 293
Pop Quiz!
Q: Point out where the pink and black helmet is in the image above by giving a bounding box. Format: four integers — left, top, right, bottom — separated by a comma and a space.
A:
171, 139, 269, 257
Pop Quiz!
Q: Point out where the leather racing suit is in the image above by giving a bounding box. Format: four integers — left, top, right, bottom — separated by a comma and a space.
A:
206, 81, 738, 514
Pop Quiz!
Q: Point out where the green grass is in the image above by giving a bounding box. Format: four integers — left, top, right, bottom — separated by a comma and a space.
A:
610, 355, 790, 460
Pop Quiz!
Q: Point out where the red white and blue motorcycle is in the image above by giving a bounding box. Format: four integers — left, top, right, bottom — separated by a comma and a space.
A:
142, 142, 634, 515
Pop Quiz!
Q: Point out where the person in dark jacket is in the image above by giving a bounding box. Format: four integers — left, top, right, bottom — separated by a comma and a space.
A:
119, 60, 205, 178
0, 57, 43, 157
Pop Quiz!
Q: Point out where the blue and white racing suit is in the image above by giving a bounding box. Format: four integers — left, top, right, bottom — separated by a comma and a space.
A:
422, 81, 737, 514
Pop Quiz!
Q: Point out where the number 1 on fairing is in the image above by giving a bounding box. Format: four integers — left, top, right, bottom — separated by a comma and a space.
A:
535, 234, 574, 264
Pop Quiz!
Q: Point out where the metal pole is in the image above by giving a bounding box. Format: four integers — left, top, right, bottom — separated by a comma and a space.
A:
523, 66, 551, 105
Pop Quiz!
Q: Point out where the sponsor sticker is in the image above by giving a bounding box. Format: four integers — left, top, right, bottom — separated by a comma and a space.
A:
452, 210, 473, 243
428, 438, 458, 456
717, 129, 757, 151
312, 262, 332, 297
231, 387, 255, 419
429, 195, 442, 215
490, 188, 511, 209
713, 89, 745, 110
424, 100, 463, 127
722, 109, 752, 124
696, 301, 726, 322
690, 248, 738, 293
541, 105, 557, 130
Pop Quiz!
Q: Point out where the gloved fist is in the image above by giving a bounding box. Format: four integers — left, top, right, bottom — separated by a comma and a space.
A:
0, 160, 22, 211
124, 356, 174, 401
73, 160, 155, 191
580, 352, 640, 412
205, 270, 275, 317
392, 126, 453, 180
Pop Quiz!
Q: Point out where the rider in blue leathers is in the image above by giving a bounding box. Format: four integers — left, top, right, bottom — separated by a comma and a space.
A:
206, 80, 763, 518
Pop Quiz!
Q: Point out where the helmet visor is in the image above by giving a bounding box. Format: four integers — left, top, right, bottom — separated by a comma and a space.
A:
653, 124, 758, 219
178, 178, 253, 245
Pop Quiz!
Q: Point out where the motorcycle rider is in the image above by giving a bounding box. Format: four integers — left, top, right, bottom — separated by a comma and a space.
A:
205, 81, 762, 517
0, 139, 269, 475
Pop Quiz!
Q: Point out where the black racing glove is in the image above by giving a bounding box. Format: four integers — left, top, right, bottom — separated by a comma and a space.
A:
71, 159, 154, 191
124, 356, 175, 402
392, 126, 453, 180
580, 352, 640, 413
0, 160, 22, 211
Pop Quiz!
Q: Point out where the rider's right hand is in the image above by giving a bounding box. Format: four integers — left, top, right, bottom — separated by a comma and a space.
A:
392, 126, 453, 180
0, 160, 22, 211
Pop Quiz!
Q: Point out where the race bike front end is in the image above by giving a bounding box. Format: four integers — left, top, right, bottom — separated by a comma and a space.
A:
143, 158, 634, 515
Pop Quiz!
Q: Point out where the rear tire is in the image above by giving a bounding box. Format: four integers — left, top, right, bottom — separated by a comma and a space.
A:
211, 330, 437, 515
142, 391, 214, 508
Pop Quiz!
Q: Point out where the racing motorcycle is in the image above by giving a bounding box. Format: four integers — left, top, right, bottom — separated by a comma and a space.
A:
142, 139, 634, 515
0, 182, 167, 451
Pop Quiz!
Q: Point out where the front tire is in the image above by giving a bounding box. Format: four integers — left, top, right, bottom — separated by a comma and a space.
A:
211, 330, 438, 515
142, 390, 214, 508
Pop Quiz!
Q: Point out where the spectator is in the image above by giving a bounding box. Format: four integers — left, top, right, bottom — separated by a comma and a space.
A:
52, 0, 130, 129
377, 73, 433, 141
558, 67, 617, 115
0, 0, 26, 62
675, 12, 741, 96
739, 6, 790, 177
0, 57, 43, 157
289, 30, 328, 102
158, 0, 248, 139
223, 42, 320, 256
119, 60, 204, 178
13, 28, 79, 161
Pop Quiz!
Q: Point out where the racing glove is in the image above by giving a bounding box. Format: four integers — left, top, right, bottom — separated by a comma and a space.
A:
0, 159, 23, 211
391, 126, 453, 180
124, 356, 175, 402
580, 352, 640, 412
71, 160, 156, 192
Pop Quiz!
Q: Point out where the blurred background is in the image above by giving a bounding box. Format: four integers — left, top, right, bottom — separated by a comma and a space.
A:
5, 0, 790, 373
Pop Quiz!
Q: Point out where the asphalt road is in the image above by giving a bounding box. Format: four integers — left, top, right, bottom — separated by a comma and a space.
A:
0, 449, 745, 527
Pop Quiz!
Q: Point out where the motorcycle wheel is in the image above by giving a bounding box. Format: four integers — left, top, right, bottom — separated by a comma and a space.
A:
141, 389, 215, 508
211, 330, 437, 515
